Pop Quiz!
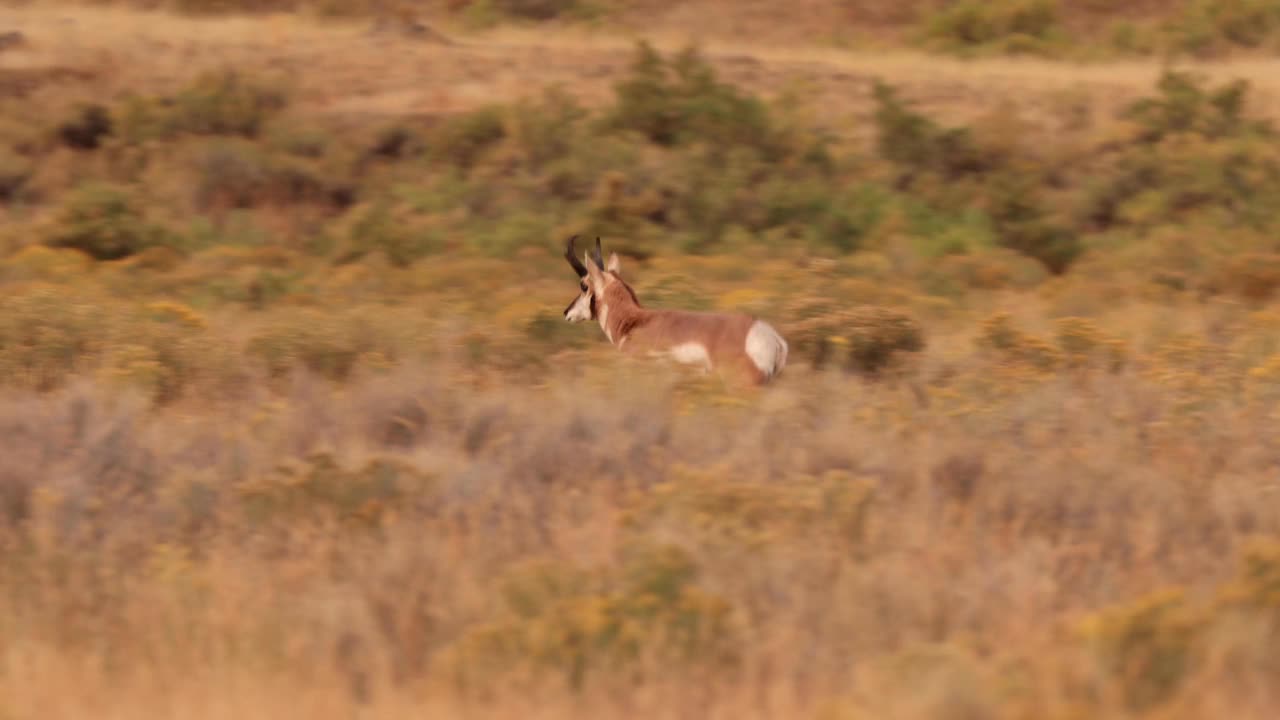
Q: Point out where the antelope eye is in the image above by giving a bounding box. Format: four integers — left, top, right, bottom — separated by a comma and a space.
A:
581, 282, 588, 292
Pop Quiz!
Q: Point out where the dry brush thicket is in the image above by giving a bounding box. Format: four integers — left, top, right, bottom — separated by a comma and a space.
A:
3, 5, 1280, 719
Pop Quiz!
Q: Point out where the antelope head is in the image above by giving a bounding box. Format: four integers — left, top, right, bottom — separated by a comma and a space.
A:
562, 235, 619, 323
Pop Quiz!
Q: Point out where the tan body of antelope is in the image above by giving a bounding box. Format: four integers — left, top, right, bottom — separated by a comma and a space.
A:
562, 236, 789, 386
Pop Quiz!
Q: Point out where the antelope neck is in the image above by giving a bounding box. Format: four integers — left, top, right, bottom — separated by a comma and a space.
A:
598, 283, 647, 348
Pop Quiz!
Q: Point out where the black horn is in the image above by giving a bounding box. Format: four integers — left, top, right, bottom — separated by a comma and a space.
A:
593, 237, 605, 269
565, 235, 588, 278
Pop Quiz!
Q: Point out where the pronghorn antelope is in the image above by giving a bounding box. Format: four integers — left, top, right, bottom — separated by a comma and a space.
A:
561, 235, 789, 385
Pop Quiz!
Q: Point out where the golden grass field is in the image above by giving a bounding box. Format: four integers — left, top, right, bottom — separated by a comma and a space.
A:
4, 2, 1280, 718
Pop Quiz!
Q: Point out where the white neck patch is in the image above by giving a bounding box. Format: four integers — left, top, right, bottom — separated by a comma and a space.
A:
599, 303, 613, 344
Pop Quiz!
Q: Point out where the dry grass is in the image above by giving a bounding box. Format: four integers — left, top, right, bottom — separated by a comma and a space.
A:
4, 3, 1280, 719
1, 322, 1279, 718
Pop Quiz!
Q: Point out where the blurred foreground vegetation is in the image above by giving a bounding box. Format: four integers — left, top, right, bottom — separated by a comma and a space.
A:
3, 4, 1280, 719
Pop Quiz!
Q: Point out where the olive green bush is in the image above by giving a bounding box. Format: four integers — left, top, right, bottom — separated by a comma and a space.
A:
921, 0, 1063, 56
115, 68, 288, 144
44, 182, 174, 260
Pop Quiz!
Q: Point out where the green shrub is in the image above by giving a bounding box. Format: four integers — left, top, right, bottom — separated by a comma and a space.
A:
488, 0, 581, 21
44, 182, 172, 260
784, 297, 925, 374
1079, 589, 1205, 712
1108, 20, 1161, 56
814, 186, 889, 254
169, 0, 299, 15
112, 69, 287, 143
607, 42, 778, 156
509, 85, 588, 168
1167, 0, 1280, 57
1124, 71, 1267, 143
872, 81, 990, 181
113, 94, 175, 145
894, 196, 992, 258
984, 170, 1080, 274
265, 122, 332, 159
1084, 71, 1280, 234
756, 178, 884, 254
166, 68, 288, 138
842, 306, 926, 375
783, 294, 844, 367
471, 209, 554, 257
665, 145, 762, 253
540, 133, 643, 206
341, 198, 444, 267
604, 41, 674, 144
873, 81, 1075, 272
428, 106, 507, 168
922, 0, 1062, 55
194, 139, 352, 211
666, 45, 776, 152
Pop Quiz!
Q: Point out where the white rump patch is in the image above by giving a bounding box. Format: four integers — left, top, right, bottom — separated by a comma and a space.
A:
745, 320, 788, 379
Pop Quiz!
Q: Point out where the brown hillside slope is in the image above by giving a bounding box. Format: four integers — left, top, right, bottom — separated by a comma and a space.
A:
20, 0, 1196, 47
5, 4, 1280, 147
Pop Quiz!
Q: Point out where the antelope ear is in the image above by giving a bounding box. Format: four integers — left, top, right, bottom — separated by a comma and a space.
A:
606, 252, 621, 274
